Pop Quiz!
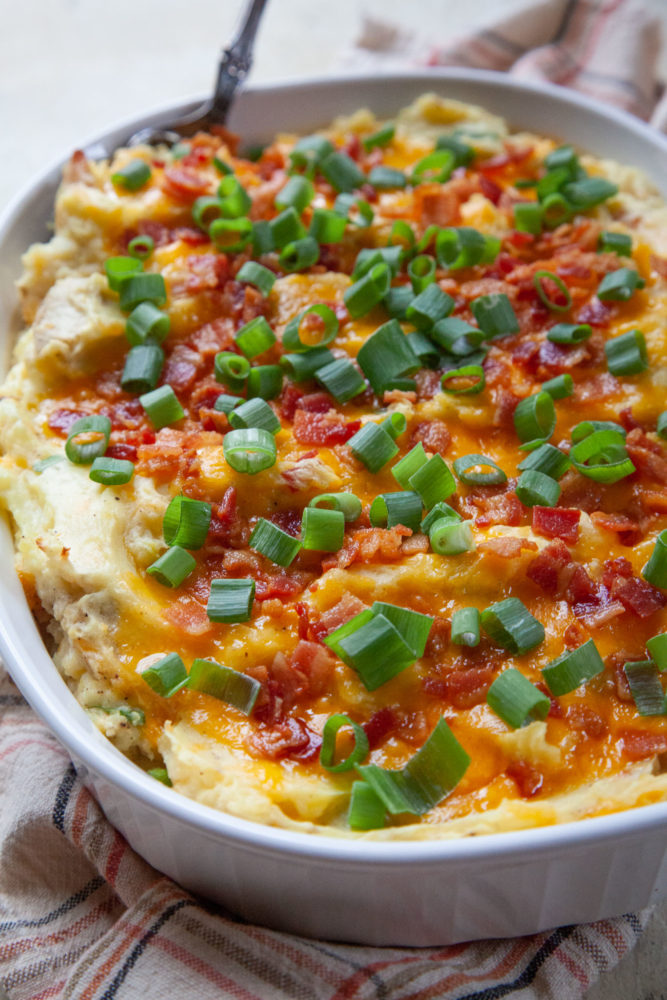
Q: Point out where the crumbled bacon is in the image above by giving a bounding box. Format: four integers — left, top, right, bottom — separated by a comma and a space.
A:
161, 166, 211, 201
363, 708, 398, 750
466, 485, 524, 528
292, 408, 360, 445
48, 408, 86, 435
591, 511, 641, 546
160, 343, 203, 392
425, 666, 496, 709
248, 716, 321, 761
626, 428, 667, 484
324, 525, 412, 570
477, 536, 537, 558
506, 761, 543, 798
526, 539, 573, 594
424, 616, 451, 657
410, 420, 451, 456
619, 730, 667, 762
532, 506, 581, 545
315, 594, 368, 639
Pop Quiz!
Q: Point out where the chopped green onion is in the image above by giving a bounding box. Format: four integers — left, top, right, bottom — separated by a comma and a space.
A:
547, 322, 591, 344
229, 398, 280, 434
275, 175, 314, 213
163, 496, 211, 549
441, 365, 485, 395
89, 456, 135, 485
141, 653, 189, 698
516, 469, 561, 507
121, 343, 164, 394
105, 255, 142, 291
209, 217, 253, 252
356, 318, 420, 396
369, 491, 423, 532
249, 517, 301, 566
214, 351, 251, 390
320, 151, 365, 192
333, 194, 374, 228
514, 391, 556, 444
542, 639, 604, 695
435, 134, 474, 166
355, 718, 469, 815
128, 234, 154, 260
436, 227, 498, 270
148, 768, 172, 786
487, 668, 551, 729
453, 453, 507, 486
541, 192, 572, 229
405, 283, 454, 328
188, 658, 260, 714
251, 220, 275, 255
269, 207, 305, 248
223, 427, 277, 474
657, 412, 667, 439
409, 454, 456, 509
381, 412, 407, 440
216, 174, 251, 217
348, 781, 386, 830
327, 612, 413, 690
407, 254, 436, 293
280, 347, 335, 381
146, 546, 196, 588
406, 330, 441, 367
430, 317, 483, 356
370, 601, 433, 659
572, 420, 626, 442
643, 529, 667, 589
647, 633, 667, 671
533, 270, 572, 312
624, 661, 666, 716
388, 220, 416, 253
315, 358, 365, 403
290, 134, 334, 172
518, 442, 571, 479
481, 597, 545, 654
235, 261, 276, 296
344, 262, 391, 318
301, 506, 345, 551
597, 267, 644, 301
368, 166, 407, 189
563, 176, 618, 209
65, 415, 111, 465
598, 231, 632, 256
212, 154, 232, 174
309, 492, 362, 523
451, 607, 480, 647
542, 374, 573, 399
570, 429, 635, 484
412, 150, 455, 184
604, 329, 648, 376
545, 145, 578, 174
235, 316, 276, 359
283, 303, 339, 352
214, 394, 242, 415
140, 385, 184, 429
362, 123, 395, 152
279, 236, 320, 272
429, 518, 474, 555
353, 246, 402, 279
192, 195, 226, 230
206, 578, 255, 623
246, 365, 283, 400
513, 202, 543, 235
125, 302, 170, 346
471, 294, 519, 338
348, 422, 398, 473
309, 208, 347, 244
320, 714, 369, 773
118, 273, 167, 312
421, 501, 460, 534
392, 443, 428, 489
111, 160, 151, 191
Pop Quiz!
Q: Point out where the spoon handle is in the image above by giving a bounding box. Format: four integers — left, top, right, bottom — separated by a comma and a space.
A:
209, 0, 269, 124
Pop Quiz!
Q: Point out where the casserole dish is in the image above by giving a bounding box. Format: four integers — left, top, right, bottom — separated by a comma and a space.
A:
1, 69, 667, 946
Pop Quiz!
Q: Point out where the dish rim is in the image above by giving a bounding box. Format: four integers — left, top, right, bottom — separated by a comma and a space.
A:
1, 67, 667, 865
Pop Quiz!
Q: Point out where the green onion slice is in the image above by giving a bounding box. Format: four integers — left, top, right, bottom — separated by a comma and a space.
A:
624, 661, 666, 716
436, 227, 498, 270
348, 781, 386, 830
147, 546, 196, 588
604, 329, 648, 376
368, 166, 407, 190
516, 469, 561, 508
470, 293, 519, 339
148, 768, 172, 787
141, 653, 189, 698
333, 194, 374, 228
89, 456, 135, 485
207, 578, 255, 623
388, 220, 416, 253
163, 496, 211, 549
301, 506, 345, 552
348, 422, 398, 473
409, 454, 456, 509
309, 492, 362, 523
513, 202, 543, 235
309, 208, 347, 244
214, 351, 251, 389
249, 517, 301, 566
514, 391, 556, 444
571, 420, 626, 442
451, 607, 480, 647
412, 150, 455, 184
246, 365, 283, 400
315, 358, 365, 403
570, 429, 635, 484
280, 347, 335, 382
269, 207, 305, 248
105, 255, 142, 291
320, 151, 365, 192
369, 491, 423, 532
125, 301, 170, 346
487, 667, 551, 729
65, 415, 111, 465
453, 453, 507, 486
646, 633, 667, 671
547, 322, 591, 344
436, 134, 474, 166
406, 283, 454, 329
598, 231, 632, 256
344, 263, 391, 318
421, 502, 460, 534
235, 316, 276, 359
542, 639, 604, 696
392, 443, 428, 489
111, 160, 151, 191
656, 412, 667, 440
320, 714, 370, 773
128, 234, 155, 260
362, 123, 395, 152
229, 398, 280, 434
121, 343, 164, 394
217, 174, 252, 217
188, 658, 260, 714
429, 518, 474, 555
118, 273, 167, 312
481, 598, 545, 654
643, 529, 667, 589
252, 220, 275, 255
209, 217, 253, 253
517, 442, 571, 479
279, 236, 320, 272
356, 319, 420, 396
192, 196, 226, 230
140, 385, 185, 429
563, 176, 618, 209
597, 267, 645, 302
430, 317, 483, 356
223, 427, 277, 474
407, 254, 436, 293
533, 270, 572, 312
441, 365, 485, 395
283, 304, 339, 352
353, 246, 402, 279
275, 175, 314, 213
542, 374, 573, 400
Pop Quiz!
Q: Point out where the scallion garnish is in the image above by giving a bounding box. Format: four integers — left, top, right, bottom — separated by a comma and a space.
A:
228, 398, 280, 434
542, 639, 604, 695
249, 517, 301, 566
547, 322, 591, 344
563, 176, 618, 209
470, 293, 519, 338
234, 316, 276, 359
301, 506, 345, 552
279, 236, 320, 272
541, 374, 573, 400
412, 150, 455, 184
596, 267, 645, 301
105, 256, 142, 291
192, 196, 226, 230
163, 496, 211, 549
344, 263, 391, 318
451, 607, 480, 647
353, 246, 403, 279
252, 220, 275, 255
517, 442, 571, 479
441, 365, 486, 395
148, 768, 172, 786
348, 422, 399, 473
643, 529, 667, 589
624, 661, 666, 716
280, 347, 335, 381
348, 781, 386, 831
481, 598, 545, 654
516, 469, 561, 507
453, 453, 507, 486
406, 330, 440, 367
89, 456, 135, 485
223, 427, 277, 474
315, 358, 365, 403
217, 174, 252, 217
268, 207, 305, 248
333, 194, 374, 228
362, 123, 395, 152
409, 454, 456, 509
290, 134, 334, 173
513, 391, 556, 444
570, 429, 635, 484
657, 412, 667, 440
209, 217, 253, 252
435, 134, 474, 166
513, 202, 543, 235
430, 317, 483, 356
647, 633, 667, 671
206, 578, 255, 623
392, 443, 428, 489
111, 160, 151, 191
533, 270, 572, 312
571, 420, 626, 442
604, 329, 648, 376
247, 365, 283, 400
118, 273, 167, 312
407, 254, 436, 293
275, 175, 314, 213
140, 385, 185, 429
320, 151, 365, 192
405, 283, 454, 329
598, 231, 632, 255
541, 192, 572, 229
368, 166, 407, 189
65, 415, 111, 465
214, 351, 251, 390
369, 491, 423, 532
141, 653, 189, 698
356, 319, 420, 396
188, 658, 260, 714
320, 714, 369, 773
146, 546, 196, 588
421, 501, 460, 533
429, 518, 474, 555
125, 301, 170, 346
309, 492, 362, 523
128, 234, 155, 260
436, 227, 499, 270
121, 343, 164, 394
487, 668, 551, 729
309, 208, 347, 244
282, 304, 339, 352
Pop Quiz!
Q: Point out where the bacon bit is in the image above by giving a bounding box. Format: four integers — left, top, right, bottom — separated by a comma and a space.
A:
247, 643, 334, 728
106, 443, 137, 462
507, 230, 535, 249
164, 596, 213, 636
278, 383, 304, 422
48, 408, 86, 435
297, 391, 333, 413
557, 470, 604, 513
536, 339, 589, 375
626, 428, 667, 484
324, 525, 412, 571
506, 761, 543, 798
574, 372, 619, 403
314, 594, 368, 641
207, 488, 240, 547
161, 166, 211, 202
414, 369, 442, 400
414, 182, 464, 227
383, 389, 417, 405
248, 716, 322, 762
172, 226, 210, 247
175, 253, 229, 295
189, 319, 236, 360
613, 576, 666, 619
467, 486, 523, 528
619, 729, 667, 762
526, 539, 572, 594
292, 408, 360, 445
650, 254, 667, 279
619, 407, 640, 432
410, 419, 451, 456
363, 708, 398, 750
401, 534, 430, 556
581, 600, 625, 628
290, 640, 337, 697
591, 511, 641, 546
429, 666, 496, 709
492, 387, 521, 430
563, 620, 587, 648
63, 150, 94, 185
161, 344, 203, 392
638, 489, 667, 514
295, 602, 313, 641
565, 563, 599, 608
270, 508, 302, 538
424, 616, 451, 657
575, 297, 614, 327
478, 536, 537, 559
479, 175, 502, 204
532, 506, 581, 545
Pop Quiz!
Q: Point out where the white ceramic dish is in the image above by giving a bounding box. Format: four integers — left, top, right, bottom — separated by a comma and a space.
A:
1, 70, 667, 947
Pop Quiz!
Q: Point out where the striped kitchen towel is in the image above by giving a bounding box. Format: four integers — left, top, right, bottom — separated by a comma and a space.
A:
1, 1, 666, 997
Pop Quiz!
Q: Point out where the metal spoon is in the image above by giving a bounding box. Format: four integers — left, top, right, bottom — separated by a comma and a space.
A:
126, 0, 268, 148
